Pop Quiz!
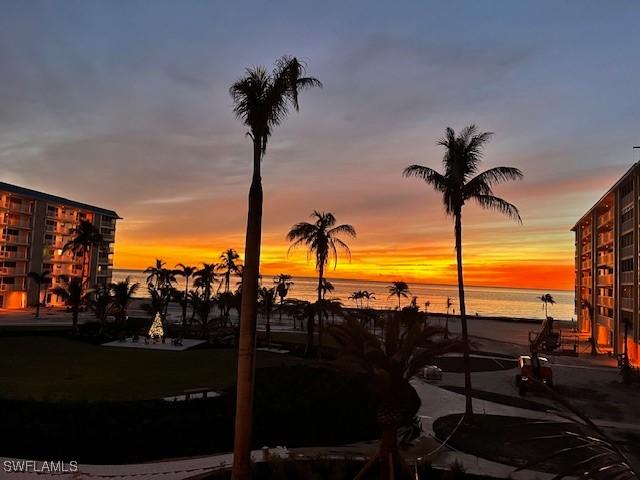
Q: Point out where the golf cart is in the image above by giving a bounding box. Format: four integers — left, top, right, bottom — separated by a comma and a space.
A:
515, 355, 553, 396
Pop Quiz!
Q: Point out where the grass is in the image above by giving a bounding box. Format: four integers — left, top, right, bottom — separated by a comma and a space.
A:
2, 366, 378, 463
0, 335, 304, 401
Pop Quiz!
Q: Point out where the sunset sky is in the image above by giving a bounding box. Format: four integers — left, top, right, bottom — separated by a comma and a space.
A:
1, 1, 639, 290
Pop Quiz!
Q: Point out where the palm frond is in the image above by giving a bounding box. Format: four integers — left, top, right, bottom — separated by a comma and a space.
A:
471, 194, 522, 223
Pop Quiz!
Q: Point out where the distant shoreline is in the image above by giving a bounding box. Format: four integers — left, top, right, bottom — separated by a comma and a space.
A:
112, 268, 573, 294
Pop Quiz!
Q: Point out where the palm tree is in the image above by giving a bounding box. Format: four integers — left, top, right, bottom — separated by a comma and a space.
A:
230, 56, 321, 480
363, 290, 376, 309
287, 211, 356, 356
424, 300, 431, 315
62, 219, 105, 291
318, 278, 335, 299
403, 124, 523, 420
258, 286, 277, 346
331, 316, 462, 480
110, 277, 140, 328
537, 293, 556, 319
85, 284, 113, 334
273, 273, 294, 325
349, 290, 364, 309
175, 264, 196, 328
193, 263, 217, 327
27, 270, 50, 318
51, 277, 84, 332
388, 281, 410, 310
445, 296, 454, 338
144, 259, 166, 288
218, 249, 241, 293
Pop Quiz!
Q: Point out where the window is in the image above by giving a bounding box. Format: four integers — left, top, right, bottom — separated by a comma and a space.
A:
621, 210, 633, 223
620, 181, 633, 197
621, 259, 634, 272
621, 232, 633, 247
3, 277, 15, 284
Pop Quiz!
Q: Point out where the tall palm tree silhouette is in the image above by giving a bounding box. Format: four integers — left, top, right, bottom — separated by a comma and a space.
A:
62, 219, 105, 291
110, 277, 140, 328
404, 124, 522, 420
273, 273, 294, 324
229, 56, 321, 478
537, 293, 556, 319
175, 264, 196, 328
218, 248, 241, 293
27, 270, 50, 317
51, 277, 84, 332
388, 281, 410, 310
287, 211, 356, 355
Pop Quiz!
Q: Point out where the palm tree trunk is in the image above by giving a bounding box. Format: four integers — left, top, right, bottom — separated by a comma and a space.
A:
379, 427, 398, 480
35, 284, 41, 318
183, 278, 189, 330
232, 139, 263, 480
315, 264, 324, 358
455, 211, 473, 420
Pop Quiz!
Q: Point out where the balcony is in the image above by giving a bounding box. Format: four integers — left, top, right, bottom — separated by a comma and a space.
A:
2, 218, 32, 229
581, 259, 592, 270
0, 282, 25, 292
598, 313, 613, 328
621, 297, 634, 311
597, 295, 614, 308
597, 232, 614, 248
581, 226, 592, 239
621, 192, 634, 209
597, 252, 613, 266
598, 211, 613, 229
581, 275, 592, 286
597, 273, 613, 286
582, 242, 592, 254
621, 271, 634, 284
621, 244, 634, 258
621, 218, 634, 233
1, 234, 30, 245
0, 265, 27, 275
1, 202, 33, 214
0, 251, 27, 260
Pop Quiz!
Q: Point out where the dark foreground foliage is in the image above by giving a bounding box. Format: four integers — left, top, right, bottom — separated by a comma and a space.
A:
0, 366, 377, 464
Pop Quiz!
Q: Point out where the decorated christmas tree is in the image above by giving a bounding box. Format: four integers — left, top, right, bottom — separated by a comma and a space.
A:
148, 313, 164, 340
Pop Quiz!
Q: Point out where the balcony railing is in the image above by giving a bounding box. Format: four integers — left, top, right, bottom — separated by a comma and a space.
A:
0, 282, 25, 291
598, 313, 613, 328
621, 244, 634, 258
621, 271, 634, 284
581, 226, 592, 239
621, 297, 634, 310
598, 232, 614, 247
1, 234, 30, 245
581, 275, 592, 286
0, 251, 27, 260
598, 211, 613, 229
621, 193, 634, 209
597, 273, 613, 286
1, 202, 33, 214
581, 259, 592, 270
0, 266, 27, 275
2, 218, 32, 229
597, 252, 613, 266
597, 295, 614, 308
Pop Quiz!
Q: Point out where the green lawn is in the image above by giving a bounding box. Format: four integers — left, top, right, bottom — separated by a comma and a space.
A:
0, 336, 304, 402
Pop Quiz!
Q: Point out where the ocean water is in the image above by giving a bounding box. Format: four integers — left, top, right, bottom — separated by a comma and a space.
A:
112, 269, 575, 321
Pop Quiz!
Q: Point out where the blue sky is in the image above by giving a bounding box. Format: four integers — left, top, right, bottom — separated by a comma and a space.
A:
1, 1, 639, 287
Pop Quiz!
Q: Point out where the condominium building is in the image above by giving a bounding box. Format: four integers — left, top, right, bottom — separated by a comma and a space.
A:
573, 163, 639, 366
0, 182, 119, 309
